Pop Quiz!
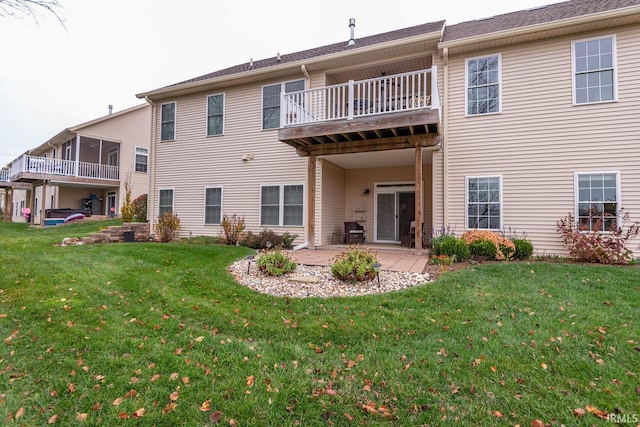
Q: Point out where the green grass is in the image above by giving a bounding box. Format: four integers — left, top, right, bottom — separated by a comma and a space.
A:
0, 221, 638, 426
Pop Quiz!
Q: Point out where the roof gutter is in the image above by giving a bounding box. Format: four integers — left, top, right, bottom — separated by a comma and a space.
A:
439, 5, 640, 49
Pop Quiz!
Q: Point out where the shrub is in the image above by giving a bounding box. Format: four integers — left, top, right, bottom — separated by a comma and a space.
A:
221, 214, 245, 246
556, 211, 640, 265
429, 225, 457, 248
330, 246, 379, 283
432, 235, 470, 262
469, 239, 497, 261
155, 212, 180, 243
256, 250, 297, 276
429, 254, 456, 265
512, 238, 534, 260
240, 230, 298, 249
461, 230, 515, 261
120, 181, 135, 222
132, 194, 148, 222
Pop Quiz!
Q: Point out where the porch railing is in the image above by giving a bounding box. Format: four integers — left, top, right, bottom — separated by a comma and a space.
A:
8, 155, 119, 181
281, 66, 440, 127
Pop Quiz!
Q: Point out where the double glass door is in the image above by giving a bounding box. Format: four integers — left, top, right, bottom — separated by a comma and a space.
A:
375, 185, 415, 243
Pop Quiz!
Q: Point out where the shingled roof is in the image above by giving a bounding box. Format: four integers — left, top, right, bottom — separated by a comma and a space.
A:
164, 20, 445, 89
442, 0, 640, 42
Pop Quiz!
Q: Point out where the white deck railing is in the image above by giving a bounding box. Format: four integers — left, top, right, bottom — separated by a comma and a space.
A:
282, 66, 439, 127
8, 155, 119, 181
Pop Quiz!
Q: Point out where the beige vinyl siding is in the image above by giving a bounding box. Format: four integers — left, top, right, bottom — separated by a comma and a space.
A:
318, 159, 345, 245
444, 25, 640, 255
151, 78, 307, 240
75, 105, 152, 210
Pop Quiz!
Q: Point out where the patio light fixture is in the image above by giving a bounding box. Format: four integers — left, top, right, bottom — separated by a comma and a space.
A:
373, 262, 381, 287
246, 255, 255, 273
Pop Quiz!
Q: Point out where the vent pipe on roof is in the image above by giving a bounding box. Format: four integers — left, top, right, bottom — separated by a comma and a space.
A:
108, 104, 113, 115
348, 18, 356, 46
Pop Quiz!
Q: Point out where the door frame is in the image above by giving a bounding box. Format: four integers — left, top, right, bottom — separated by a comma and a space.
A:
373, 181, 423, 243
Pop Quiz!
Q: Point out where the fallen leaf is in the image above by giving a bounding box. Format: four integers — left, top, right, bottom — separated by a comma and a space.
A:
118, 412, 130, 420
530, 420, 544, 427
15, 407, 25, 419
133, 408, 145, 418
124, 389, 137, 398
200, 400, 212, 412
492, 410, 503, 418
162, 403, 177, 415
573, 407, 586, 417
76, 413, 88, 421
246, 375, 255, 387
169, 391, 179, 401
229, 419, 237, 426
47, 414, 58, 424
586, 405, 609, 419
112, 398, 123, 406
210, 411, 223, 422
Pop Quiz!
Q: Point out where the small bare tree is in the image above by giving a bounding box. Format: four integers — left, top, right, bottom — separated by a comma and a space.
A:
0, 0, 65, 25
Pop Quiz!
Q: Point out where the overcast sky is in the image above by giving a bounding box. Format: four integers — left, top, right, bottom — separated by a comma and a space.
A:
0, 0, 563, 167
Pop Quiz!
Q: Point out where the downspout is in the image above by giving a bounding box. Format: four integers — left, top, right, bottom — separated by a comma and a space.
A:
75, 134, 80, 176
300, 64, 314, 247
145, 96, 157, 234
46, 141, 56, 209
442, 47, 449, 227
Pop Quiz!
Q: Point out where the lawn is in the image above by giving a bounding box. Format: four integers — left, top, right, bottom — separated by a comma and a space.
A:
0, 220, 638, 426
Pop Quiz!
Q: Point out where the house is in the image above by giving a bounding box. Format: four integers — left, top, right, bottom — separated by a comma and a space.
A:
1, 104, 151, 225
136, 0, 640, 256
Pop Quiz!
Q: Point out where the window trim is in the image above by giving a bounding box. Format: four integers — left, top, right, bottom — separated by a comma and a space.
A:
465, 175, 503, 231
160, 102, 177, 142
203, 186, 223, 225
571, 35, 617, 106
206, 93, 225, 136
261, 79, 305, 130
158, 188, 175, 217
134, 146, 148, 173
259, 183, 304, 227
574, 171, 620, 232
465, 53, 502, 117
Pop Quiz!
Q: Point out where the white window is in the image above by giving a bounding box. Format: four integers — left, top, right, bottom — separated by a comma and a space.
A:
135, 147, 148, 172
466, 54, 501, 115
575, 172, 619, 231
573, 36, 616, 105
160, 102, 176, 141
158, 189, 174, 217
204, 187, 222, 225
466, 176, 502, 230
262, 80, 305, 129
260, 184, 303, 226
207, 94, 224, 136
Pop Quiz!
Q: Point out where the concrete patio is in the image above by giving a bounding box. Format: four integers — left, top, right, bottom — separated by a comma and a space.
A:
288, 244, 432, 274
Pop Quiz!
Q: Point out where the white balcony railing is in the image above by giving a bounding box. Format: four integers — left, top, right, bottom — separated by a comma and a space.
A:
8, 155, 119, 181
281, 66, 440, 127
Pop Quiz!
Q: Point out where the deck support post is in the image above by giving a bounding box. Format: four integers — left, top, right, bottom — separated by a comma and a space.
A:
414, 140, 424, 256
307, 155, 317, 250
40, 180, 48, 227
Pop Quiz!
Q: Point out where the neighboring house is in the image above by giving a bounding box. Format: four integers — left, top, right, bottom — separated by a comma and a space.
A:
2, 104, 151, 225
137, 0, 640, 256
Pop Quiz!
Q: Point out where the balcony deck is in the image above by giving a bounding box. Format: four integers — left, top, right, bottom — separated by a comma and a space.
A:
7, 155, 120, 186
279, 67, 441, 156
